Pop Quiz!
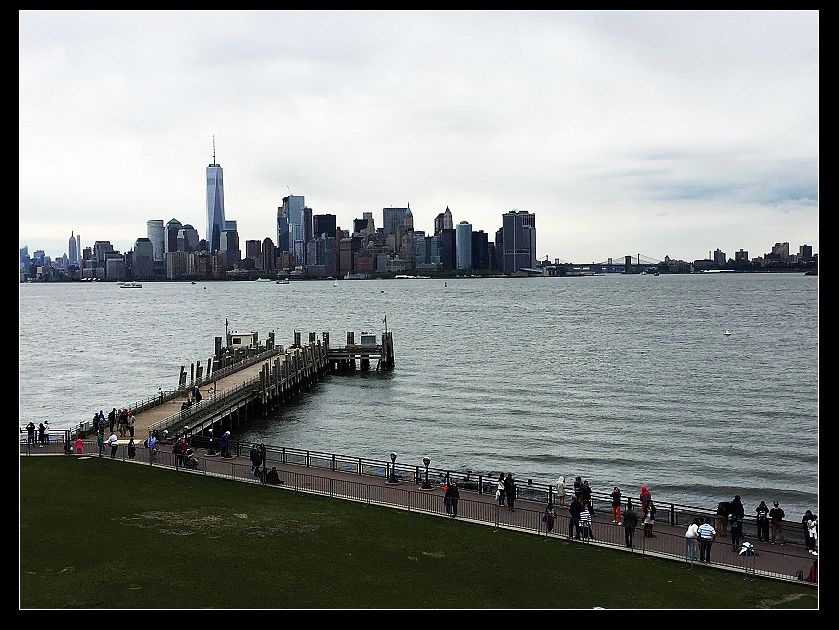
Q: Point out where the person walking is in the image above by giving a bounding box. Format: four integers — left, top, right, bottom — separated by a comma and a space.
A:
623, 500, 639, 548
769, 501, 785, 545
755, 500, 770, 541
449, 481, 460, 518
698, 518, 716, 563
611, 486, 622, 523
504, 473, 516, 511
496, 474, 506, 507
259, 444, 267, 474
147, 433, 158, 463
568, 495, 583, 539
127, 437, 136, 460
108, 431, 119, 458
96, 431, 105, 458
556, 476, 566, 509
685, 517, 701, 562
543, 502, 556, 535
74, 436, 84, 455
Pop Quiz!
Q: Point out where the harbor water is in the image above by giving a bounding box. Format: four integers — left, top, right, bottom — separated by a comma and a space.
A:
19, 273, 818, 516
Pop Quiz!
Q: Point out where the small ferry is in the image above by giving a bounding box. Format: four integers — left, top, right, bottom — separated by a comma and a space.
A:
723, 329, 732, 336
119, 281, 142, 288
276, 278, 290, 285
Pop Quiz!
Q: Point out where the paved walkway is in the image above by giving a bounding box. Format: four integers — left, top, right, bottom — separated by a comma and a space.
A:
30, 440, 815, 584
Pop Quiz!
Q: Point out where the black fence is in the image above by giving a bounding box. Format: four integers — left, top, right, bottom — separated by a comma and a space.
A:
20, 438, 817, 584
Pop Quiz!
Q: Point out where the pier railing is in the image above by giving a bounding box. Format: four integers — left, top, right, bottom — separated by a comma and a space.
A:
20, 439, 816, 584
187, 347, 281, 391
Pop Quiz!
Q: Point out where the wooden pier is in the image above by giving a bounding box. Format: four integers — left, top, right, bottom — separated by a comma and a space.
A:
131, 329, 394, 443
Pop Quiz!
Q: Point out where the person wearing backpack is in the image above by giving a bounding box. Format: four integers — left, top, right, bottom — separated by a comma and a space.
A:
769, 501, 785, 545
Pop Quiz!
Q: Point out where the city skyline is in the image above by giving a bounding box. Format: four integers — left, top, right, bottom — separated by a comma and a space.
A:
20, 11, 818, 261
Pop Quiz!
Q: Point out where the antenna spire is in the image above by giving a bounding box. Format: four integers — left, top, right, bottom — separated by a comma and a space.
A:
212, 134, 216, 164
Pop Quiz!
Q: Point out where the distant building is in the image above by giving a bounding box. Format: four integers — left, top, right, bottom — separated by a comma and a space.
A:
471, 230, 489, 270
440, 228, 456, 271
68, 231, 78, 266
313, 214, 337, 239
456, 221, 473, 270
165, 218, 183, 255
147, 220, 165, 261
133, 237, 154, 280
770, 242, 790, 262
262, 237, 276, 271
799, 244, 813, 261
713, 248, 726, 266
93, 240, 114, 263
177, 224, 199, 253
245, 239, 262, 261
734, 249, 749, 262
206, 141, 226, 253
502, 210, 536, 273
220, 230, 240, 268
277, 205, 290, 254
282, 195, 306, 264
165, 251, 190, 279
383, 206, 409, 238
105, 254, 126, 281
353, 218, 369, 235
302, 207, 313, 243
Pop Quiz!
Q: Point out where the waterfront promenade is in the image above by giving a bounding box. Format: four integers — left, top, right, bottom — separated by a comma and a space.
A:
20, 440, 816, 585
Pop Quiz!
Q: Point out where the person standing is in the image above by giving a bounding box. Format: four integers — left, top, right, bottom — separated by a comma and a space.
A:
496, 474, 505, 507
685, 518, 701, 562
443, 481, 452, 515
698, 518, 716, 563
37, 422, 46, 444
730, 512, 744, 551
802, 510, 817, 552
449, 481, 460, 518
580, 480, 593, 510
573, 476, 583, 500
578, 502, 593, 540
147, 433, 158, 463
108, 408, 116, 434
74, 436, 84, 455
504, 473, 516, 511
610, 486, 622, 523
639, 486, 652, 515
26, 422, 36, 445
107, 431, 119, 458
556, 476, 566, 509
43, 422, 50, 444
249, 444, 260, 476
96, 431, 105, 458
568, 495, 583, 539
259, 444, 267, 474
769, 501, 785, 545
127, 437, 136, 460
92, 413, 100, 436
543, 502, 556, 535
127, 412, 135, 438
643, 501, 657, 538
158, 387, 164, 403
220, 431, 230, 458
755, 500, 770, 542
622, 500, 639, 548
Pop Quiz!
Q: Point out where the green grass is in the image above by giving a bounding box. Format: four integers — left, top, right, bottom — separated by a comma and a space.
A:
20, 457, 817, 609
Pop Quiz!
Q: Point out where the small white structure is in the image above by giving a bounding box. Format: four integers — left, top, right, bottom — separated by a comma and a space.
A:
360, 333, 377, 347
229, 331, 258, 347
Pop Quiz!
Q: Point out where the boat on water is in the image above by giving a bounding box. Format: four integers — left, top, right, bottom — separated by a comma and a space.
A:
276, 278, 290, 285
119, 281, 142, 288
723, 329, 732, 336
333, 280, 338, 287
191, 281, 196, 285
254, 278, 273, 282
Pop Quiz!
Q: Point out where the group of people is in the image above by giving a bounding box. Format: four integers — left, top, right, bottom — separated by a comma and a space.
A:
24, 422, 49, 445
495, 473, 517, 510
91, 408, 136, 438
249, 443, 267, 477
443, 481, 461, 517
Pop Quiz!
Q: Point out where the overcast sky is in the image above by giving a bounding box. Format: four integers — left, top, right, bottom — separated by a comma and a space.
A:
19, 10, 818, 263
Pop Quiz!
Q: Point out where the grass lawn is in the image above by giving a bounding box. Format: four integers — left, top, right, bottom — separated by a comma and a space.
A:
20, 457, 818, 609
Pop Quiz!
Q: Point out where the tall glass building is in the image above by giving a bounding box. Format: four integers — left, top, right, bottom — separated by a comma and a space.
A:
206, 150, 226, 253
456, 221, 473, 270
146, 220, 165, 262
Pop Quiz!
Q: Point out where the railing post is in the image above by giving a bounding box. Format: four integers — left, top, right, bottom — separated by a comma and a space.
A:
332, 454, 336, 471
670, 503, 675, 526
237, 441, 241, 458
330, 477, 334, 498
494, 502, 500, 530
415, 466, 420, 484
358, 458, 362, 475
306, 451, 310, 467
282, 447, 286, 464
479, 475, 483, 494
203, 459, 207, 475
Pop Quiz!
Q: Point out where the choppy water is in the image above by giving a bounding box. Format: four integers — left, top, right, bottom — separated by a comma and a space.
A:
19, 274, 818, 516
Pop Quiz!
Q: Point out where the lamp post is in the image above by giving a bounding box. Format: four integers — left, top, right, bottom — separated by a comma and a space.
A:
421, 457, 432, 489
388, 452, 398, 483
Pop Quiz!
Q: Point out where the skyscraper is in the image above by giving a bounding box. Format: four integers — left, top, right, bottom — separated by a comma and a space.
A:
281, 195, 305, 264
313, 214, 337, 239
177, 224, 199, 252
277, 206, 289, 254
502, 210, 536, 273
165, 218, 183, 255
146, 220, 165, 261
133, 237, 154, 280
206, 138, 226, 253
68, 231, 78, 266
383, 206, 409, 238
456, 221, 473, 270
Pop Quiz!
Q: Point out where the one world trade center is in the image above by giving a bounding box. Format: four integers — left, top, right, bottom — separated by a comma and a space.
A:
206, 137, 225, 253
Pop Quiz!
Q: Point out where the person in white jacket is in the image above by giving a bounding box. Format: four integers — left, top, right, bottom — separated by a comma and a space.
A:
685, 518, 701, 562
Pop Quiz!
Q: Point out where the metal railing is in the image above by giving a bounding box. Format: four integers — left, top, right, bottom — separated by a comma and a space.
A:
23, 440, 815, 584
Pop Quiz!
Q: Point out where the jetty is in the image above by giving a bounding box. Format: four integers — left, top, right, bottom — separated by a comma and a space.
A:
70, 328, 395, 442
